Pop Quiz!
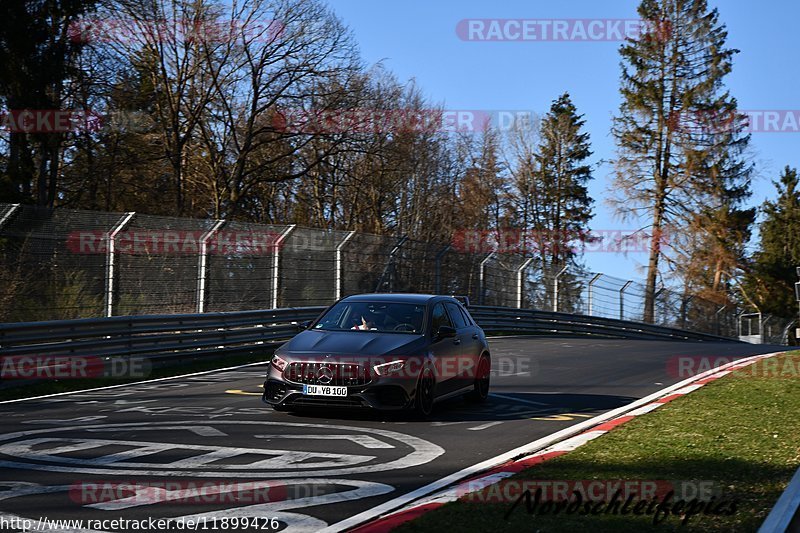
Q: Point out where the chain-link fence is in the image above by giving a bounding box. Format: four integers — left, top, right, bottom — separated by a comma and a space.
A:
0, 203, 786, 341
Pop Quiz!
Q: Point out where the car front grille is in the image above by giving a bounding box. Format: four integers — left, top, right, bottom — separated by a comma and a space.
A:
284, 361, 371, 386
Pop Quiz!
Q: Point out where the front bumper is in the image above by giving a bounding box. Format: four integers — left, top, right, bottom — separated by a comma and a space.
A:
262, 364, 416, 410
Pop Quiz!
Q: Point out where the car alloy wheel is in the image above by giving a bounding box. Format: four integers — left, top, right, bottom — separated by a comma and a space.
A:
415, 366, 435, 417
468, 355, 490, 402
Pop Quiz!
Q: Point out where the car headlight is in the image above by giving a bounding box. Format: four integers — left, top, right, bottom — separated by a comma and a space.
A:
271, 354, 289, 372
373, 360, 405, 376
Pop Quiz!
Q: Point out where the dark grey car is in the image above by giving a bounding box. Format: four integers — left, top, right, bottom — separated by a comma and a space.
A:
262, 294, 490, 416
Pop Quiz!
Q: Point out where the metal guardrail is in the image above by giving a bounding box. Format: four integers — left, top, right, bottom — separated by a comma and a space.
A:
759, 464, 800, 533
468, 306, 736, 342
0, 304, 738, 372
0, 307, 326, 370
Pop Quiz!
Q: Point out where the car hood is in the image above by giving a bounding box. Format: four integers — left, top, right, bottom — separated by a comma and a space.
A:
279, 329, 427, 358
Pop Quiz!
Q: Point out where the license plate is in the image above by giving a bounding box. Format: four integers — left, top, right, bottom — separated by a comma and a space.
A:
303, 384, 347, 396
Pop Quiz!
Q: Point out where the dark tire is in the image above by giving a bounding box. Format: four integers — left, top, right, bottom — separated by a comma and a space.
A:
467, 355, 490, 402
414, 366, 435, 418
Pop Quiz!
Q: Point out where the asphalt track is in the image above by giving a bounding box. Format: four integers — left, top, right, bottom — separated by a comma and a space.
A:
0, 337, 789, 532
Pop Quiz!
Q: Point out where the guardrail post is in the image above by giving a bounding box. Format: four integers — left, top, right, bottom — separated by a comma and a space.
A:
619, 280, 633, 321
0, 204, 20, 231
271, 225, 296, 310
553, 265, 568, 312
479, 252, 495, 305
335, 231, 356, 301
587, 273, 602, 316
516, 258, 534, 309
434, 244, 451, 295
196, 220, 225, 313
105, 212, 135, 317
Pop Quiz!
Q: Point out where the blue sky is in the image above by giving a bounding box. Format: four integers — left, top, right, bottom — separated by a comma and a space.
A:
327, 0, 799, 281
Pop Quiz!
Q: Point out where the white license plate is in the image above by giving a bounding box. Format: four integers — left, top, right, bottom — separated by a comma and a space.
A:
303, 385, 347, 396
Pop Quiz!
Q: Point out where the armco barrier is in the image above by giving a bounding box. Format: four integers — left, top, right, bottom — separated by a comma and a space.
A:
468, 306, 736, 342
0, 303, 738, 372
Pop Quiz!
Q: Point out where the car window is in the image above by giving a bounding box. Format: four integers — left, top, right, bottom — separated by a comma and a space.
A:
430, 303, 453, 333
445, 302, 468, 329
314, 301, 425, 333
458, 305, 475, 326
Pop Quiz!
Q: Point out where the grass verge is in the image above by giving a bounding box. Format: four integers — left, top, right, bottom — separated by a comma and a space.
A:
397, 352, 800, 532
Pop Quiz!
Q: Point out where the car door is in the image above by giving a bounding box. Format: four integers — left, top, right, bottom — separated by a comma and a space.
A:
428, 302, 463, 395
445, 301, 480, 389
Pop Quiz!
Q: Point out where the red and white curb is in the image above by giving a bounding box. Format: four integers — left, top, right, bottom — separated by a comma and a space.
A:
336, 351, 785, 533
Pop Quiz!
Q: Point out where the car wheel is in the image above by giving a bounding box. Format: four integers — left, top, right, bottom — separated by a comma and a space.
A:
467, 355, 490, 402
415, 366, 435, 417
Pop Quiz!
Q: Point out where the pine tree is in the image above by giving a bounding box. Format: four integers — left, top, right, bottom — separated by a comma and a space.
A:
531, 92, 593, 268
611, 0, 747, 322
745, 167, 800, 319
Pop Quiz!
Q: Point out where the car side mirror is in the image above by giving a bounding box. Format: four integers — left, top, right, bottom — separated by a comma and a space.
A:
436, 325, 457, 339
297, 320, 311, 331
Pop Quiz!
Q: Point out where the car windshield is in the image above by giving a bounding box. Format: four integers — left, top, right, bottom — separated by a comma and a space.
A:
313, 301, 426, 334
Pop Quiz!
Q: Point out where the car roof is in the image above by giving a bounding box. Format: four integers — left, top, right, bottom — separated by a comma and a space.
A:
341, 293, 450, 304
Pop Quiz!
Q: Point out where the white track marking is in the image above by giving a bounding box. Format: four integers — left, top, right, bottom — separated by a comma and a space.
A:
0, 361, 272, 405
467, 421, 503, 431
254, 434, 394, 449
87, 425, 228, 437
489, 393, 548, 406
22, 416, 107, 425
0, 420, 444, 478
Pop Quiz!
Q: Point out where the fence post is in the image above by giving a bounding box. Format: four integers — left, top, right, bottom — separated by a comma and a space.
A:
105, 212, 136, 317
271, 225, 296, 309
0, 204, 20, 231
375, 235, 408, 292
479, 252, 495, 305
587, 273, 601, 316
516, 258, 534, 309
335, 231, 356, 301
434, 244, 451, 295
196, 220, 225, 313
653, 287, 666, 324
553, 265, 568, 312
619, 280, 633, 321
680, 295, 694, 329
714, 305, 726, 336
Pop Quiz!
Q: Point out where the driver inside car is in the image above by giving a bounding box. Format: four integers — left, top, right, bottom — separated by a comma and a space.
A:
351, 316, 374, 330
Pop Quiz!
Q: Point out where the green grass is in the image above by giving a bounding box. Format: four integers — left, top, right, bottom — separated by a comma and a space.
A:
397, 352, 800, 533
0, 349, 275, 401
